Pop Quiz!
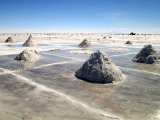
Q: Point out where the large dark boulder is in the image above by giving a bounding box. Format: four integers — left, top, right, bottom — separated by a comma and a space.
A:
5, 37, 15, 43
132, 44, 160, 64
75, 50, 123, 83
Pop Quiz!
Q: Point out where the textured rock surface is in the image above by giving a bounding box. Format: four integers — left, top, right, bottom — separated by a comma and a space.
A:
78, 39, 92, 49
14, 49, 41, 61
75, 50, 123, 83
5, 37, 15, 43
22, 35, 37, 47
132, 44, 160, 64
125, 41, 132, 45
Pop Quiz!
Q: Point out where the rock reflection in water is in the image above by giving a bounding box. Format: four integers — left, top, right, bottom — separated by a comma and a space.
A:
16, 60, 39, 70
7, 44, 13, 47
70, 47, 93, 54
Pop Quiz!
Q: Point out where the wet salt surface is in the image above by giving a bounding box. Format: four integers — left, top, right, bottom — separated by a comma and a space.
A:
0, 38, 160, 120
0, 74, 110, 120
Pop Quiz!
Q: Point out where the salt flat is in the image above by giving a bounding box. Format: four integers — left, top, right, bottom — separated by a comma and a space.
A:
0, 33, 160, 120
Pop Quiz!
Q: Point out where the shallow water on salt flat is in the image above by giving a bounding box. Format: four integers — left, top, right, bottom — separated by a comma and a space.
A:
0, 37, 160, 120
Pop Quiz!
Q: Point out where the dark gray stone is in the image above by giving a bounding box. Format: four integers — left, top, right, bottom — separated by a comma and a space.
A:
75, 50, 123, 83
132, 44, 160, 64
5, 37, 15, 43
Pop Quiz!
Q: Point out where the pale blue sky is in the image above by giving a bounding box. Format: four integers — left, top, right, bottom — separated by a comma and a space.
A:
0, 0, 160, 33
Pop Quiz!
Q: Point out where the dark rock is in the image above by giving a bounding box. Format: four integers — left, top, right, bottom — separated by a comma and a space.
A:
22, 35, 37, 47
14, 49, 41, 61
75, 50, 123, 83
78, 39, 92, 49
5, 37, 15, 43
132, 44, 160, 64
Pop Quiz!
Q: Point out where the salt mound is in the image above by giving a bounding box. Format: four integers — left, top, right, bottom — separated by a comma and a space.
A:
125, 41, 132, 45
75, 50, 123, 83
132, 44, 160, 64
78, 39, 92, 49
29, 34, 33, 39
14, 49, 41, 61
22, 35, 37, 47
5, 37, 15, 43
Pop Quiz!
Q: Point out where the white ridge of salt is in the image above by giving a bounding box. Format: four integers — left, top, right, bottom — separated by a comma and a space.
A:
42, 52, 83, 61
110, 52, 137, 57
33, 61, 76, 69
43, 51, 137, 61
118, 66, 160, 76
